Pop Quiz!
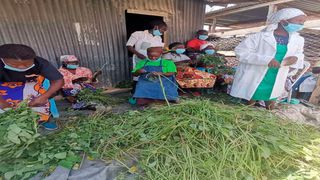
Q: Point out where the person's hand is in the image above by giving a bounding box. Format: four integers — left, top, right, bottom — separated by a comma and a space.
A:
268, 59, 280, 68
28, 96, 49, 107
136, 53, 146, 59
224, 77, 233, 84
152, 72, 163, 76
137, 69, 147, 74
282, 56, 298, 66
0, 101, 11, 109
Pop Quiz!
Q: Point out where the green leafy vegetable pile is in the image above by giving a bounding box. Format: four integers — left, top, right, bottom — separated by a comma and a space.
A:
199, 54, 235, 75
77, 88, 117, 105
1, 99, 320, 179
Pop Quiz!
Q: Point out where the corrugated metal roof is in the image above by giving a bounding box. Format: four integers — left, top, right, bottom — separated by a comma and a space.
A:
205, 0, 320, 29
279, 0, 320, 16
0, 0, 205, 85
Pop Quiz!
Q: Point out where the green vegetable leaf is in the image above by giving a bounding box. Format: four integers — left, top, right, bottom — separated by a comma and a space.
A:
261, 146, 271, 159
7, 131, 21, 144
54, 152, 67, 159
8, 124, 22, 134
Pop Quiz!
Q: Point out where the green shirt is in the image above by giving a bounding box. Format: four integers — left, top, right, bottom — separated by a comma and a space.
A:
132, 59, 177, 73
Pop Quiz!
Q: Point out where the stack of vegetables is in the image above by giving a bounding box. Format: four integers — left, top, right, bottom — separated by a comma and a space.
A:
1, 99, 320, 179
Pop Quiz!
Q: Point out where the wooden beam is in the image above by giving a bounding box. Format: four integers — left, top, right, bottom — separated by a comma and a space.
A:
207, 0, 265, 4
205, 0, 295, 18
267, 4, 278, 21
209, 18, 217, 33
211, 19, 320, 37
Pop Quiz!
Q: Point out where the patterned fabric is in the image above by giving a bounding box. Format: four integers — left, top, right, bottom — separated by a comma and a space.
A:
60, 55, 78, 63
59, 67, 93, 89
0, 76, 50, 121
176, 66, 216, 88
274, 34, 289, 45
62, 83, 95, 97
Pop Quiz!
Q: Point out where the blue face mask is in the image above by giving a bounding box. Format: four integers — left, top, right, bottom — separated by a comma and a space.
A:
175, 48, 186, 54
153, 29, 162, 36
1, 59, 35, 72
67, 64, 79, 69
198, 35, 208, 40
282, 22, 304, 33
148, 57, 161, 62
205, 49, 216, 55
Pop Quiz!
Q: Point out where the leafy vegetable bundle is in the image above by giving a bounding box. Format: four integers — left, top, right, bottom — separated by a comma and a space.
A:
2, 100, 320, 179
77, 88, 116, 105
199, 54, 235, 76
75, 100, 320, 179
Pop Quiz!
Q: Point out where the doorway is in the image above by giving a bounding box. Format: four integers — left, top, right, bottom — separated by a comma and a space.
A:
125, 11, 164, 57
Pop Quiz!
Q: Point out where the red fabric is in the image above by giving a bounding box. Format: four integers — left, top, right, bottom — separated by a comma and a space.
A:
187, 38, 207, 51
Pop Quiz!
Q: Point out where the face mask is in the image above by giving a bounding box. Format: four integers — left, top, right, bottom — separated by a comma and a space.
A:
1, 59, 35, 72
67, 64, 79, 69
148, 57, 161, 62
282, 22, 304, 33
205, 49, 216, 55
198, 35, 208, 40
175, 48, 186, 54
153, 29, 162, 36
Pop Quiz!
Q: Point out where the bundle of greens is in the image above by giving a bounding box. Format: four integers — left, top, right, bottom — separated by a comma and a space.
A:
199, 54, 235, 75
94, 100, 320, 179
77, 88, 116, 105
0, 104, 80, 179
0, 103, 39, 162
2, 99, 320, 179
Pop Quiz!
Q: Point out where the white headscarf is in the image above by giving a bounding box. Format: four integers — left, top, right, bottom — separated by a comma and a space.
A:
264, 8, 306, 32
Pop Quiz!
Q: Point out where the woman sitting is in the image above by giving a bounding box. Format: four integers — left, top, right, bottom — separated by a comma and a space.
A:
198, 43, 235, 93
163, 42, 191, 65
59, 55, 100, 103
132, 44, 178, 106
0, 44, 64, 130
163, 42, 216, 94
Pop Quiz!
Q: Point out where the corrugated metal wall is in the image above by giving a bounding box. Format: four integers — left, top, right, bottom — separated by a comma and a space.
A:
0, 0, 205, 85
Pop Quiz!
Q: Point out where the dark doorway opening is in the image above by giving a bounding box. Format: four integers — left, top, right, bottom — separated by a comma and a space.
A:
125, 11, 164, 57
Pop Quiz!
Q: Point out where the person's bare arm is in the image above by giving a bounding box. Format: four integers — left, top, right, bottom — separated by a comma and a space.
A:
132, 69, 147, 77
127, 46, 146, 59
29, 79, 64, 107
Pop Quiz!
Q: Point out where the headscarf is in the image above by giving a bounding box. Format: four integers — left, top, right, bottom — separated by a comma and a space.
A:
200, 43, 215, 51
264, 8, 306, 32
60, 55, 79, 63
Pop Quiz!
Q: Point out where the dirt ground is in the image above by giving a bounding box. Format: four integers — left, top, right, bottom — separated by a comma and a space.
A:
274, 103, 320, 128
